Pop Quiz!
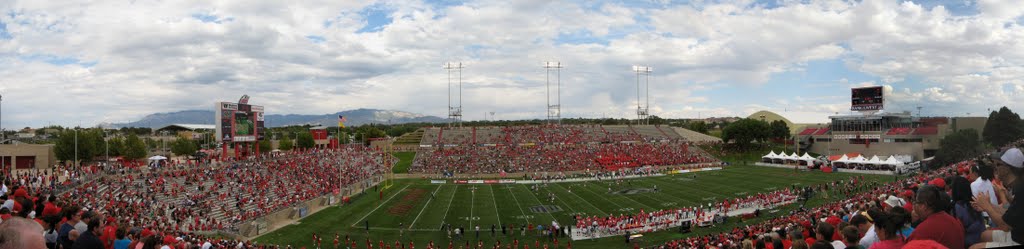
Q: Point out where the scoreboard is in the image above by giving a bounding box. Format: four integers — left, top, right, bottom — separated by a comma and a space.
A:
851, 86, 883, 111
215, 100, 265, 143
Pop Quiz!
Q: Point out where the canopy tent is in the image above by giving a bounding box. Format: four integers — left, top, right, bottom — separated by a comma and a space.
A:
831, 154, 850, 167
147, 155, 167, 161
883, 156, 905, 166
867, 155, 883, 165
762, 151, 779, 163
771, 151, 787, 164
783, 152, 800, 163
799, 153, 816, 166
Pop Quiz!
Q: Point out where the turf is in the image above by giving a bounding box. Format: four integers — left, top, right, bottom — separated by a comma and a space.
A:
253, 164, 894, 248
391, 152, 415, 174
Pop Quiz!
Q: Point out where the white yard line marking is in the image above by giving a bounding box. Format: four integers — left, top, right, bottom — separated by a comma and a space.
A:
351, 185, 410, 227
470, 186, 476, 228
409, 184, 444, 229
507, 185, 531, 224
489, 185, 502, 227
438, 185, 459, 229
553, 183, 609, 216
578, 182, 627, 209
521, 185, 558, 222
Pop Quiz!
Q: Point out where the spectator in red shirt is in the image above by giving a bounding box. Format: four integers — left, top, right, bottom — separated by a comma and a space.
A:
908, 185, 964, 249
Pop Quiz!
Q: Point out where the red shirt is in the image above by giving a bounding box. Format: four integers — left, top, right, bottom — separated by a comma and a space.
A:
868, 239, 905, 249
43, 202, 61, 216
907, 212, 965, 249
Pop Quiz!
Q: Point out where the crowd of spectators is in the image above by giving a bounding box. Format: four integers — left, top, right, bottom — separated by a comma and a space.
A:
0, 146, 390, 249
439, 125, 665, 146
574, 187, 800, 240
411, 141, 717, 175
655, 140, 1024, 249
831, 163, 899, 172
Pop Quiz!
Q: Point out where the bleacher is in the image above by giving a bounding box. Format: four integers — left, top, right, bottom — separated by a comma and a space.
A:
798, 128, 818, 136
634, 125, 678, 139
912, 126, 939, 135
886, 127, 913, 135
812, 127, 830, 135
420, 125, 683, 145
420, 127, 441, 145
393, 128, 425, 144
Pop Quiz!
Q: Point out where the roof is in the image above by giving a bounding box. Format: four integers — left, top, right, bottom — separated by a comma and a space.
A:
156, 124, 215, 132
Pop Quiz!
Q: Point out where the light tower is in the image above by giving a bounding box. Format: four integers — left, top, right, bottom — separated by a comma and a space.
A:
444, 62, 464, 128
632, 65, 652, 125
544, 61, 563, 125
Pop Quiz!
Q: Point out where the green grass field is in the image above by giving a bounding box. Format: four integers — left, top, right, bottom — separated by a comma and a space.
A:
254, 165, 893, 248
391, 152, 415, 173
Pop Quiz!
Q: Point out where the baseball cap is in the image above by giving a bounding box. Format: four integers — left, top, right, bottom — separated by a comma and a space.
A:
884, 196, 905, 208
997, 148, 1024, 169
928, 178, 946, 189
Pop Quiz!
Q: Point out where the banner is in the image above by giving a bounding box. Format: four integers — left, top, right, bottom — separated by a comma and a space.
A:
453, 180, 468, 184
430, 180, 446, 184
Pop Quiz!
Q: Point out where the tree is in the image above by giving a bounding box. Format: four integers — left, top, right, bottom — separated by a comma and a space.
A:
54, 128, 102, 164
259, 140, 272, 153
170, 137, 198, 157
688, 121, 709, 134
296, 132, 315, 149
933, 129, 984, 170
983, 106, 1024, 147
648, 115, 665, 125
54, 130, 76, 163
124, 134, 148, 161
769, 120, 790, 140
278, 138, 294, 151
721, 119, 770, 150
108, 136, 126, 157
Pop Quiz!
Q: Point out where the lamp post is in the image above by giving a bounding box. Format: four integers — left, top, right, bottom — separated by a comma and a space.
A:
74, 126, 78, 168
0, 93, 4, 170
632, 66, 652, 125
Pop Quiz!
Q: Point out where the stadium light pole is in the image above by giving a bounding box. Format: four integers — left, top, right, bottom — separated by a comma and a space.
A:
0, 93, 3, 170
544, 61, 563, 125
444, 62, 465, 128
74, 125, 78, 168
632, 66, 652, 125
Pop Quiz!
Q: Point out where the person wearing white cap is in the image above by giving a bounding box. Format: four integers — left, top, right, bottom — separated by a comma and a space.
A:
970, 147, 1023, 248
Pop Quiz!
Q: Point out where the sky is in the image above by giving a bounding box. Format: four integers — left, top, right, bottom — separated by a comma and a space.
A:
1, 0, 1024, 128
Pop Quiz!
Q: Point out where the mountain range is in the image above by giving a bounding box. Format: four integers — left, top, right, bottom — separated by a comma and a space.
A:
105, 108, 447, 128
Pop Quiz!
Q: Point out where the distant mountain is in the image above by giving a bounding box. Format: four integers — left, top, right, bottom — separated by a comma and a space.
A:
106, 109, 446, 128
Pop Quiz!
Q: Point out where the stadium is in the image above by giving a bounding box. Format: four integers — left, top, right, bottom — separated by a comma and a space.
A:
3, 83, 1020, 249
3, 1, 1024, 249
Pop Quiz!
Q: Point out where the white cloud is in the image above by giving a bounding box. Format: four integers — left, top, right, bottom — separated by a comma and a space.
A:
1, 0, 1023, 128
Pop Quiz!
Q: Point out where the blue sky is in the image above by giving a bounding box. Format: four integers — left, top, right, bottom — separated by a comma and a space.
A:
0, 0, 1022, 128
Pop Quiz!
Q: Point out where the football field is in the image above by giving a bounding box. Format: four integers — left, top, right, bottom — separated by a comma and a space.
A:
254, 164, 893, 248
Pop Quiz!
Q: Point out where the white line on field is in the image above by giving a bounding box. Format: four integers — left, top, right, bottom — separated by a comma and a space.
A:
507, 184, 531, 224
438, 185, 459, 229
552, 183, 609, 216
351, 185, 410, 227
409, 184, 444, 229
489, 185, 502, 227
470, 186, 475, 228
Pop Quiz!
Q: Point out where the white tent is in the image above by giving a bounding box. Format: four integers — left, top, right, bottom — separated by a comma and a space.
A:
884, 156, 905, 166
799, 153, 816, 166
831, 154, 849, 167
148, 155, 167, 160
867, 155, 883, 165
763, 151, 778, 159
